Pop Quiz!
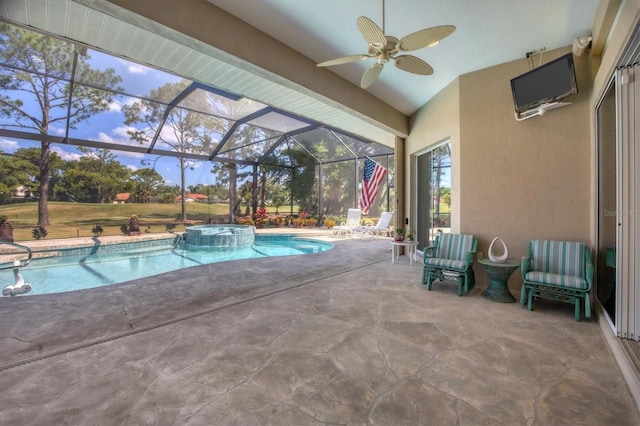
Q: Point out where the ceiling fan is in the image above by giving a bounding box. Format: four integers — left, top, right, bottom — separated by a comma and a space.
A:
317, 0, 455, 89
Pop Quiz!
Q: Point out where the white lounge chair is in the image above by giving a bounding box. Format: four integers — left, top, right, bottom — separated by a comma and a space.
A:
353, 212, 393, 239
333, 208, 361, 237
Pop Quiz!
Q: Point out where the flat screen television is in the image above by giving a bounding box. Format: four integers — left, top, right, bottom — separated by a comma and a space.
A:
510, 53, 577, 115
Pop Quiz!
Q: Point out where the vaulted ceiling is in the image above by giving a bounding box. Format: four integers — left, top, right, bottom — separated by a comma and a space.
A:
0, 0, 600, 148
208, 0, 599, 116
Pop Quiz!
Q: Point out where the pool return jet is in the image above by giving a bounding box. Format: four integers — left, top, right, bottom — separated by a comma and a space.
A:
1, 240, 33, 296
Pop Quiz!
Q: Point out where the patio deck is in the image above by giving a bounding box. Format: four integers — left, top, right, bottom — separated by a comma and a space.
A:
0, 231, 638, 424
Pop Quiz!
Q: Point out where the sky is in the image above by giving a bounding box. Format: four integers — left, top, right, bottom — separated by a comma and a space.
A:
0, 46, 221, 189
0, 27, 407, 193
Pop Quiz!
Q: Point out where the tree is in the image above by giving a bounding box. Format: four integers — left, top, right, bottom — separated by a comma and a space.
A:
205, 94, 270, 221
131, 168, 164, 203
289, 147, 318, 215
0, 23, 122, 224
154, 184, 181, 204
0, 150, 37, 203
0, 148, 65, 203
59, 147, 131, 203
431, 144, 451, 223
269, 184, 288, 215
123, 79, 213, 221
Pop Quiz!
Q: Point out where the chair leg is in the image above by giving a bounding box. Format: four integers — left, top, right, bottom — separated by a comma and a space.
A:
457, 276, 464, 296
527, 291, 534, 311
422, 268, 433, 286
463, 271, 474, 292
585, 293, 592, 319
520, 285, 527, 305
574, 297, 581, 321
426, 271, 436, 290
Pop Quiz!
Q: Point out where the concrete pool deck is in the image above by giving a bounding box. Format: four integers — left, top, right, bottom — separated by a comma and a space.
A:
0, 231, 639, 424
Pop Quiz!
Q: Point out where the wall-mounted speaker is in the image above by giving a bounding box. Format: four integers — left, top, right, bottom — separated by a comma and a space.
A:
573, 35, 592, 56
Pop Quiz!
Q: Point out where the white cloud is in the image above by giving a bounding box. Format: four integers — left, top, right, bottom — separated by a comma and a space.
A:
51, 146, 82, 161
0, 138, 19, 150
91, 126, 145, 159
112, 125, 139, 139
46, 125, 65, 136
128, 64, 147, 75
107, 100, 122, 112
108, 97, 138, 113
116, 58, 149, 75
126, 164, 138, 172
187, 161, 203, 170
94, 131, 119, 144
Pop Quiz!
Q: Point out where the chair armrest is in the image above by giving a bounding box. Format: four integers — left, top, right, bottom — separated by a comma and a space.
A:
585, 247, 594, 290
465, 251, 474, 265
521, 256, 531, 280
423, 246, 437, 259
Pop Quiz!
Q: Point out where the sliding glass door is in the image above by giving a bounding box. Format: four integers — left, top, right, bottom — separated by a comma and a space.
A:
596, 64, 640, 339
416, 142, 451, 248
596, 78, 617, 325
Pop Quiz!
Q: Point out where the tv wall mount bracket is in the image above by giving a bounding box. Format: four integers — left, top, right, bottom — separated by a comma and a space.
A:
515, 101, 571, 121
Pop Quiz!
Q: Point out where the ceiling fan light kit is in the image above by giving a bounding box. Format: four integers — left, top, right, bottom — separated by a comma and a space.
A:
317, 1, 455, 89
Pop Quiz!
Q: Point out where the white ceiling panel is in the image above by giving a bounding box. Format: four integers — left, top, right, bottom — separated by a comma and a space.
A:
1, 0, 599, 147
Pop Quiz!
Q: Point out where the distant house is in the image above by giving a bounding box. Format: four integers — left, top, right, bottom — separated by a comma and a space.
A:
175, 193, 209, 203
114, 193, 131, 204
12, 185, 34, 198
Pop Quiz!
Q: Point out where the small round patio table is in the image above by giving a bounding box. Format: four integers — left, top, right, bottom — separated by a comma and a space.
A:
478, 259, 520, 303
390, 240, 418, 265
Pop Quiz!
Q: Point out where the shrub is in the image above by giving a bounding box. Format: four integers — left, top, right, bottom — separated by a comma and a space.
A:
235, 217, 255, 226
91, 224, 103, 236
120, 224, 129, 235
165, 223, 176, 233
324, 218, 336, 229
31, 225, 47, 240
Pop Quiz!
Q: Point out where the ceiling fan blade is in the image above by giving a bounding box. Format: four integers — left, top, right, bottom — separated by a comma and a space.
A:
393, 55, 434, 75
398, 25, 456, 51
357, 16, 387, 48
317, 54, 370, 67
361, 63, 384, 89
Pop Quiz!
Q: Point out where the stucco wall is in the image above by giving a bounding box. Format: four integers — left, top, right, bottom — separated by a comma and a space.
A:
405, 79, 460, 233
460, 46, 591, 260
408, 46, 592, 288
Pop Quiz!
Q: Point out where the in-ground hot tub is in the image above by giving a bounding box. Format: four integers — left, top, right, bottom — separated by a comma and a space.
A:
184, 224, 255, 248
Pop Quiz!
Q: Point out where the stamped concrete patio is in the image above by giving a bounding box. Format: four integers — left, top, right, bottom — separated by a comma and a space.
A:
0, 233, 638, 425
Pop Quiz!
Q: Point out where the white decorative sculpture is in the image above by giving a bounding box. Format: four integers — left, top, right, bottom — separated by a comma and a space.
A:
488, 237, 509, 263
2, 260, 32, 297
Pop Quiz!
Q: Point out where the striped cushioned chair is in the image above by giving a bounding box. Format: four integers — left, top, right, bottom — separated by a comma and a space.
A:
422, 232, 477, 296
520, 240, 594, 321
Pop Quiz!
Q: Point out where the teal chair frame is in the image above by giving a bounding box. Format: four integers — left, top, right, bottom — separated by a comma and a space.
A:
520, 240, 593, 321
422, 232, 477, 296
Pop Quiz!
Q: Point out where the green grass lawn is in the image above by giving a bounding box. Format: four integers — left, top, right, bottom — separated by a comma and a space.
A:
1, 201, 233, 241
1, 201, 305, 241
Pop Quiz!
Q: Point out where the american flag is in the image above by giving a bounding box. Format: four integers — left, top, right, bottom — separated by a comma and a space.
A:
359, 157, 387, 214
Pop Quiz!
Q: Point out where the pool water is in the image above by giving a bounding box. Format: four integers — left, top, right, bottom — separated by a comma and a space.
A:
3, 238, 332, 296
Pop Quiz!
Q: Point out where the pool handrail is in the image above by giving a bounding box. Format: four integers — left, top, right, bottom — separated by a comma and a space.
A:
0, 240, 33, 270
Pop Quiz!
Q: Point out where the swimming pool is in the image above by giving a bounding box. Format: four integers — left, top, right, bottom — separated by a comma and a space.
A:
2, 236, 333, 296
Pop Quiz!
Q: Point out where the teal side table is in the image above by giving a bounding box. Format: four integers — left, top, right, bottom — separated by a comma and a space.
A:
478, 259, 520, 303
